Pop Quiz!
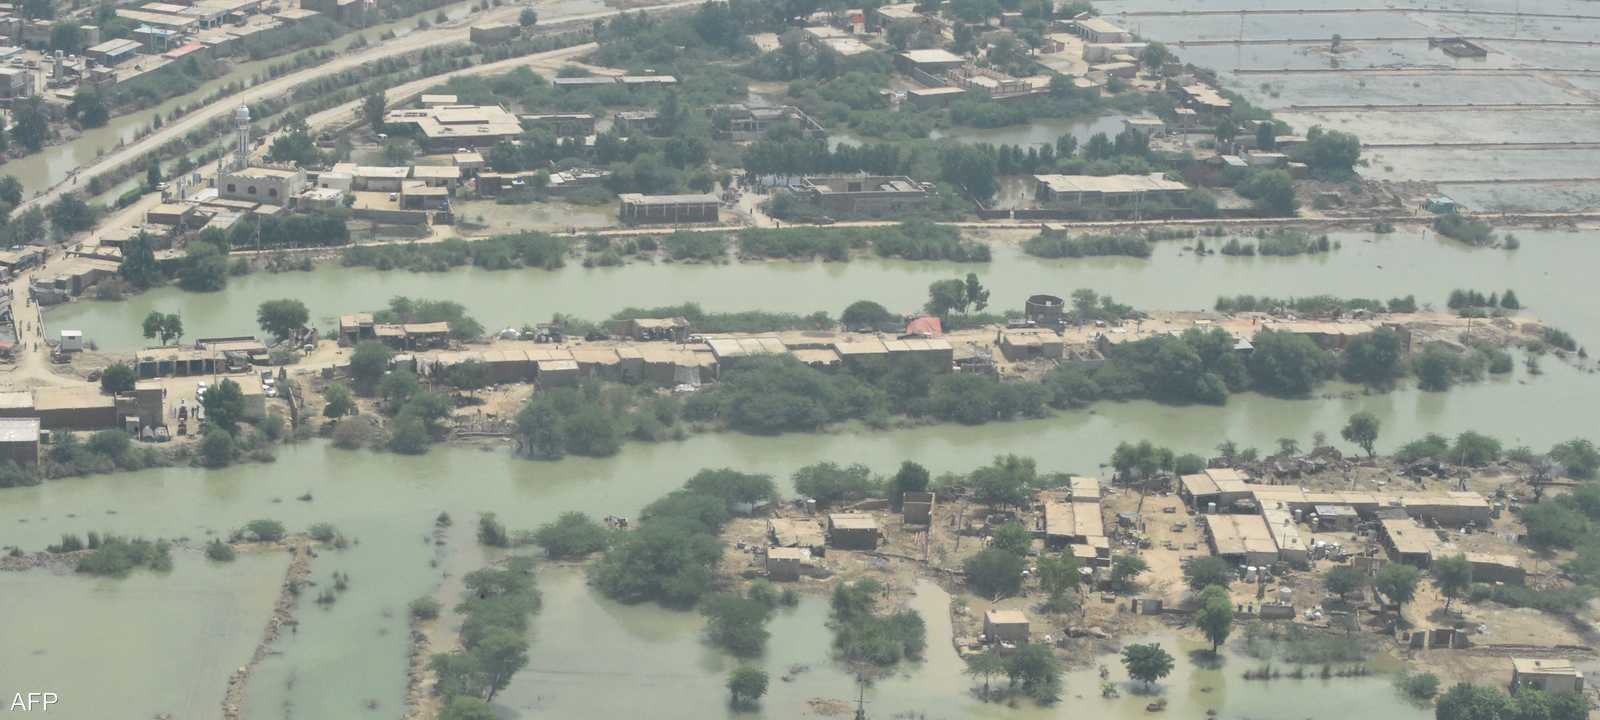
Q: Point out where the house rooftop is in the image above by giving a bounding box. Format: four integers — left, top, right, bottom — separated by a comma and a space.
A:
828, 513, 879, 530
899, 48, 964, 64
985, 609, 1028, 625
1512, 658, 1580, 676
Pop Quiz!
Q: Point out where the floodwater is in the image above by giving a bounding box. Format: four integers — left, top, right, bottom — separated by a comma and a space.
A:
0, 551, 288, 720
46, 226, 1600, 351
3, 360, 1585, 718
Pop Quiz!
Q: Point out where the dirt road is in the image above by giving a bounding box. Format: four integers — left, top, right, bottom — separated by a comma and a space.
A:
19, 0, 700, 215
2, 251, 94, 389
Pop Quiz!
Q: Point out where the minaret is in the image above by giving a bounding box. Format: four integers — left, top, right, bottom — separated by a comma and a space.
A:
233, 105, 251, 171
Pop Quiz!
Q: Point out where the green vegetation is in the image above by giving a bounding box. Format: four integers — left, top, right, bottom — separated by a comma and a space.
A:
829, 579, 926, 667
965, 547, 1026, 598
1396, 672, 1440, 701
1434, 214, 1494, 246
736, 223, 989, 262
1121, 642, 1175, 689
429, 556, 541, 704
1325, 565, 1366, 596
373, 296, 484, 341
205, 539, 237, 562
1374, 563, 1421, 612
531, 512, 611, 560
1194, 585, 1234, 652
1023, 231, 1152, 259
701, 591, 774, 657
1215, 294, 1417, 316
726, 667, 768, 709
516, 383, 682, 460
1435, 683, 1586, 720
74, 535, 173, 577
1184, 556, 1232, 591
257, 299, 310, 341
608, 302, 832, 334
1341, 412, 1381, 458
343, 232, 568, 272
590, 470, 751, 608
1433, 553, 1473, 611
477, 512, 510, 548
409, 597, 442, 621
1217, 230, 1332, 257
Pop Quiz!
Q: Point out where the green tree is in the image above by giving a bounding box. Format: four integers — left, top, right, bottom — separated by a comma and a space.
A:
1432, 553, 1473, 611
50, 21, 82, 52
532, 512, 610, 560
1435, 683, 1512, 720
1324, 565, 1366, 596
1413, 345, 1462, 391
145, 157, 161, 190
199, 430, 236, 467
1121, 642, 1175, 689
726, 667, 768, 708
1550, 439, 1600, 479
322, 383, 354, 418
203, 379, 246, 435
925, 278, 970, 316
989, 522, 1032, 556
701, 593, 772, 657
965, 650, 1007, 700
1194, 585, 1234, 652
47, 194, 96, 236
1247, 329, 1334, 396
1036, 553, 1083, 600
1184, 555, 1232, 591
1110, 554, 1149, 593
792, 462, 878, 508
11, 98, 49, 151
1300, 126, 1362, 177
119, 231, 162, 289
1341, 328, 1406, 388
349, 341, 394, 396
100, 363, 136, 394
841, 299, 894, 329
888, 460, 930, 510
362, 90, 386, 134
438, 697, 496, 720
1341, 411, 1381, 458
1375, 562, 1421, 613
470, 627, 527, 701
1255, 122, 1277, 151
518, 7, 538, 25
1239, 169, 1298, 216
1006, 643, 1063, 702
0, 175, 21, 206
256, 299, 309, 340
965, 547, 1025, 598
179, 243, 228, 292
964, 273, 990, 312
69, 87, 108, 128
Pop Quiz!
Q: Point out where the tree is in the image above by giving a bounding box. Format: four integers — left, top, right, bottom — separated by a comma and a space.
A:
1433, 553, 1473, 611
888, 460, 929, 511
256, 299, 309, 341
471, 627, 528, 701
964, 273, 990, 312
1247, 329, 1334, 396
47, 194, 96, 237
965, 547, 1025, 598
925, 278, 970, 316
1139, 41, 1172, 69
1110, 554, 1148, 593
1341, 328, 1406, 388
1184, 556, 1232, 591
1006, 643, 1063, 703
11, 98, 49, 151
146, 157, 161, 190
1255, 122, 1277, 151
727, 667, 767, 708
1239, 169, 1298, 216
199, 430, 236, 467
1341, 412, 1381, 458
533, 512, 610, 560
1194, 585, 1233, 653
1550, 439, 1600, 479
518, 7, 538, 26
349, 341, 394, 396
438, 697, 496, 720
792, 462, 878, 507
841, 300, 894, 330
100, 363, 136, 394
701, 593, 772, 656
1301, 126, 1362, 177
362, 90, 386, 134
1036, 553, 1083, 600
203, 379, 246, 435
118, 231, 157, 286
142, 311, 183, 345
69, 88, 108, 129
965, 650, 1007, 700
1435, 683, 1512, 720
1500, 289, 1521, 310
1375, 562, 1421, 613
990, 522, 1032, 556
1121, 643, 1175, 690
322, 383, 354, 418
1324, 565, 1366, 596
0, 175, 21, 206
179, 243, 228, 292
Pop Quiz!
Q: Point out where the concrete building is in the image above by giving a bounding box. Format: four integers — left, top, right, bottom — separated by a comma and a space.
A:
1073, 16, 1131, 43
895, 48, 965, 78
218, 165, 306, 205
1511, 659, 1583, 694
1033, 173, 1189, 208
32, 386, 118, 431
766, 546, 808, 581
382, 105, 525, 151
983, 609, 1029, 644
0, 66, 34, 98
86, 38, 141, 65
135, 347, 221, 378
1261, 503, 1308, 566
902, 491, 934, 524
708, 104, 824, 142
1313, 504, 1360, 531
827, 513, 880, 550
1173, 83, 1232, 114
906, 86, 967, 109
468, 22, 518, 44
623, 317, 690, 342
0, 417, 39, 465
611, 110, 660, 136
1043, 498, 1104, 547
797, 175, 926, 216
999, 327, 1064, 360
1378, 518, 1440, 567
618, 193, 720, 225
1203, 513, 1279, 566
769, 517, 826, 550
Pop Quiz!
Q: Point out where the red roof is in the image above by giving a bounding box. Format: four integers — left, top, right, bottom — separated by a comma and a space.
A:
163, 43, 205, 60
904, 316, 942, 337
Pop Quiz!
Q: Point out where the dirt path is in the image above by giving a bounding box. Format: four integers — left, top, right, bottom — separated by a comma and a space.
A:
221, 541, 314, 720
1, 249, 95, 390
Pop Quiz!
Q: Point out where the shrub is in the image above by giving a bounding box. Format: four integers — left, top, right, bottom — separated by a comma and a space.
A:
409, 597, 442, 621
205, 540, 237, 562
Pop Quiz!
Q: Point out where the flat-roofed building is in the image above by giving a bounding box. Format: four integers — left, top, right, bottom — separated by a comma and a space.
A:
618, 193, 719, 225
1378, 517, 1440, 567
86, 38, 142, 65
709, 103, 824, 141
115, 9, 197, 31
1069, 476, 1101, 503
1043, 499, 1104, 547
1454, 551, 1525, 586
0, 66, 34, 98
896, 48, 965, 78
409, 164, 462, 189
135, 347, 221, 378
1261, 504, 1308, 566
1314, 504, 1360, 531
827, 513, 880, 550
1204, 513, 1278, 566
1174, 83, 1232, 114
1073, 16, 1131, 43
218, 165, 306, 205
32, 386, 117, 430
1034, 173, 1189, 208
623, 316, 690, 342
0, 417, 40, 465
766, 546, 808, 581
1401, 491, 1492, 527
382, 105, 525, 151
705, 336, 787, 367
469, 21, 518, 44
907, 86, 967, 109
999, 327, 1064, 360
1511, 658, 1583, 695
420, 94, 457, 106
769, 517, 826, 549
903, 491, 934, 524
797, 175, 926, 216
984, 609, 1029, 644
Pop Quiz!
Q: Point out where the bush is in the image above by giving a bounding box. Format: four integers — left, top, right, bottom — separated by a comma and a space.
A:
830, 580, 926, 666
205, 540, 237, 562
478, 512, 510, 547
241, 519, 287, 542
1397, 672, 1440, 700
964, 548, 1026, 598
532, 512, 610, 560
76, 536, 173, 576
409, 596, 442, 621
308, 523, 339, 543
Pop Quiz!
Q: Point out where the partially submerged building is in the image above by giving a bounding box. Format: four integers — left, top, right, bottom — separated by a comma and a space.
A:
0, 417, 40, 465
983, 609, 1029, 644
618, 193, 720, 225
766, 546, 809, 581
1511, 658, 1583, 695
827, 513, 880, 550
796, 175, 927, 216
1033, 173, 1189, 209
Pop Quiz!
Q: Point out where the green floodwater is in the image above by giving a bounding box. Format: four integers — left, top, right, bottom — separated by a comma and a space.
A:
0, 347, 1593, 719
47, 227, 1600, 353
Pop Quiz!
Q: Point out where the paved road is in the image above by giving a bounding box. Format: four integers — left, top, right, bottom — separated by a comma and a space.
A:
20, 0, 699, 215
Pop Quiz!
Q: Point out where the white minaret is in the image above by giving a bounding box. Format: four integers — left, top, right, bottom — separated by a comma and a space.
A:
234, 105, 251, 171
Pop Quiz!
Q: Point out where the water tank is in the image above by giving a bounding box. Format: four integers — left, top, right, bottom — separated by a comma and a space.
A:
1025, 293, 1064, 324
235, 105, 250, 124
1278, 587, 1293, 603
